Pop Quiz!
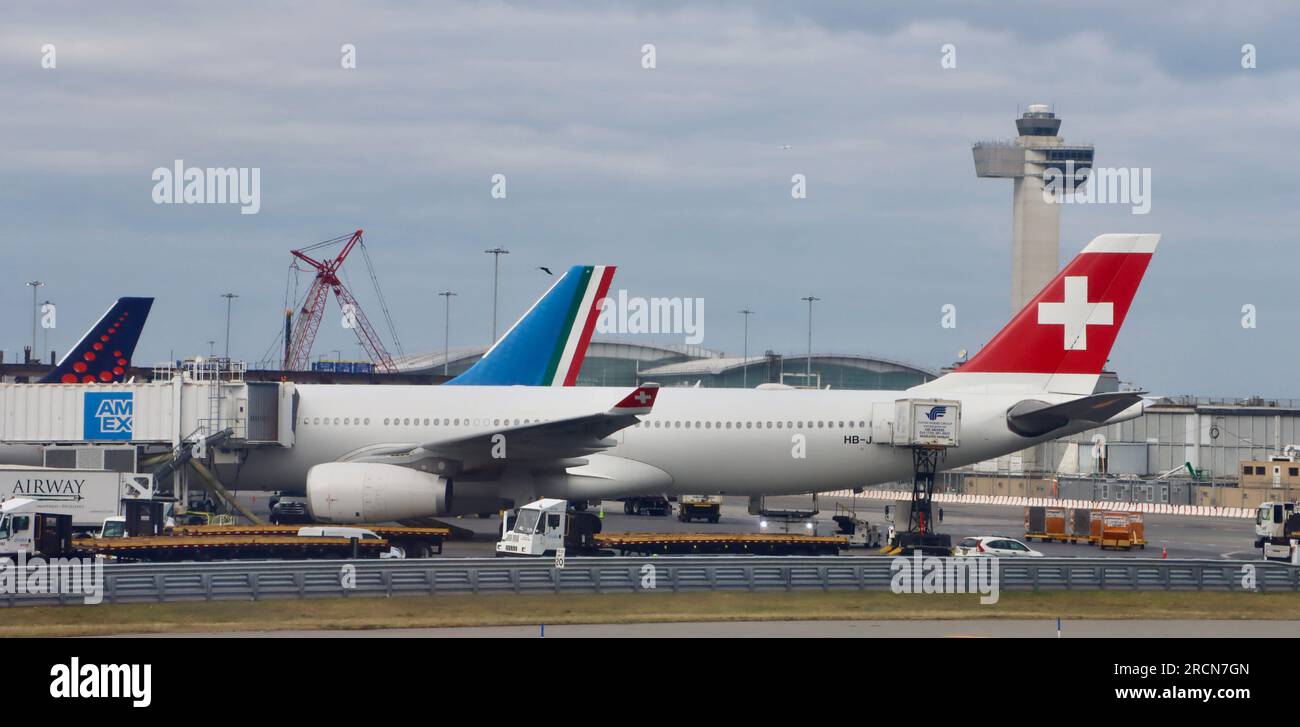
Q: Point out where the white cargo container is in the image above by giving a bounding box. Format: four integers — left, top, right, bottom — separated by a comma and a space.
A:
892, 399, 961, 447
0, 467, 154, 530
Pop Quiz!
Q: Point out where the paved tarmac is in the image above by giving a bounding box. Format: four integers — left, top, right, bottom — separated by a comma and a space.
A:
229, 493, 1259, 560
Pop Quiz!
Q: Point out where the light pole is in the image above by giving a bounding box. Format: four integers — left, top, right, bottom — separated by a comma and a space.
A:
484, 247, 509, 342
221, 293, 238, 359
800, 296, 819, 385
438, 290, 457, 376
26, 281, 43, 362
739, 309, 754, 388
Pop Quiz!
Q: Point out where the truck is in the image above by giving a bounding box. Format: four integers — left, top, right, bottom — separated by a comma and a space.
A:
0, 499, 400, 561
621, 495, 672, 517
1255, 501, 1299, 562
497, 498, 848, 557
0, 467, 155, 532
678, 494, 722, 523
830, 503, 883, 549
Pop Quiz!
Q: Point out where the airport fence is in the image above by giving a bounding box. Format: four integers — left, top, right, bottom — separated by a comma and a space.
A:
3, 556, 1298, 606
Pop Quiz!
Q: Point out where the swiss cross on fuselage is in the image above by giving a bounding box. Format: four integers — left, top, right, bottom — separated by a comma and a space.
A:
634, 390, 652, 405
1036, 276, 1114, 351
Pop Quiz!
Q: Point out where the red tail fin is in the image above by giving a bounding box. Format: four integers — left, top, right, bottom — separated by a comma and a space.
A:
941, 234, 1158, 394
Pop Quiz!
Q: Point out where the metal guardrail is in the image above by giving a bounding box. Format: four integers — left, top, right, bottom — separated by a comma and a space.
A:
3, 556, 1298, 607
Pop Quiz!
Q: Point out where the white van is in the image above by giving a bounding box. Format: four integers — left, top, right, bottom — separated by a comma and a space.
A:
297, 526, 405, 558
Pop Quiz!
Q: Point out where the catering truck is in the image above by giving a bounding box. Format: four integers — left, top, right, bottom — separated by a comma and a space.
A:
0, 467, 155, 532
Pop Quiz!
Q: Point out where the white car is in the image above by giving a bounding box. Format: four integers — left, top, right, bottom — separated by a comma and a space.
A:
953, 536, 1043, 557
297, 526, 405, 559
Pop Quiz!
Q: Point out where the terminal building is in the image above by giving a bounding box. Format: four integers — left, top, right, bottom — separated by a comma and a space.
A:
394, 340, 937, 390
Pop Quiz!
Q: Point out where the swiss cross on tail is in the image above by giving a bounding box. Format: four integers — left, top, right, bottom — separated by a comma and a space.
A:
958, 234, 1159, 380
610, 383, 660, 415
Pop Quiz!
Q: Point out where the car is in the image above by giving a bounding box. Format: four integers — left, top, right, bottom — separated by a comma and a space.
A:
296, 526, 405, 559
953, 536, 1044, 557
269, 495, 312, 525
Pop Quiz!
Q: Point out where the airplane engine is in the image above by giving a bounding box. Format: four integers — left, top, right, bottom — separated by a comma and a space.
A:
306, 462, 452, 523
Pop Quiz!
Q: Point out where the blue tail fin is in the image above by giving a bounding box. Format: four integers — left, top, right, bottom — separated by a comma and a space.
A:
447, 265, 614, 386
40, 297, 154, 383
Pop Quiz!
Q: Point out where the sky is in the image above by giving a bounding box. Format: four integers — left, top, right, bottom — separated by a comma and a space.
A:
2, 1, 1298, 396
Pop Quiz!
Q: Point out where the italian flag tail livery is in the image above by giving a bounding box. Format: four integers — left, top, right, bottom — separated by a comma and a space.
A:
448, 265, 615, 387
934, 233, 1159, 395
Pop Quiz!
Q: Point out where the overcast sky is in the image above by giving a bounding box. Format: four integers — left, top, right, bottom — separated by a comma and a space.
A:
2, 1, 1298, 396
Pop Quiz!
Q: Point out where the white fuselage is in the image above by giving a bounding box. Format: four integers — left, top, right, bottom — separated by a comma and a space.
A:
221, 383, 1120, 510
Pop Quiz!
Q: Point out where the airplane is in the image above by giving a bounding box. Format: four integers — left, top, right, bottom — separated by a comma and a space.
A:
209, 233, 1160, 523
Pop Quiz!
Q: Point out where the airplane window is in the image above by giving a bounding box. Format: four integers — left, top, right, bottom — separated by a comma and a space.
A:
797, 421, 803, 428
423, 419, 429, 425
454, 419, 460, 425
786, 421, 793, 428
494, 419, 500, 426
675, 421, 681, 428
333, 418, 340, 425
766, 422, 773, 428
725, 422, 731, 429
383, 418, 389, 425
313, 418, 320, 425
838, 421, 844, 428
344, 418, 350, 425
818, 421, 824, 428
364, 418, 371, 425
776, 421, 783, 428
514, 419, 520, 425
715, 421, 721, 428
403, 418, 410, 425
746, 422, 752, 429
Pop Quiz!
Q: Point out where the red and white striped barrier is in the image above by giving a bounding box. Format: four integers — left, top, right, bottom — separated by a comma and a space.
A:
819, 489, 1254, 519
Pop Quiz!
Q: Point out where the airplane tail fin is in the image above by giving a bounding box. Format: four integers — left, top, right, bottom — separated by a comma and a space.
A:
40, 297, 154, 383
447, 265, 615, 387
922, 234, 1158, 395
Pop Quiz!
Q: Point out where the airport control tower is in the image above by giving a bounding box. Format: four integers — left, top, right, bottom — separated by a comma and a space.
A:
973, 105, 1094, 312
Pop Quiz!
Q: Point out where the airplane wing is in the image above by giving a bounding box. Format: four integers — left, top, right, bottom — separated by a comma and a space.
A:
344, 383, 659, 473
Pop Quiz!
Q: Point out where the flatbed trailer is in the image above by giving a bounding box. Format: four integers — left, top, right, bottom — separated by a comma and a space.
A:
593, 532, 846, 556
69, 534, 393, 561
170, 523, 448, 556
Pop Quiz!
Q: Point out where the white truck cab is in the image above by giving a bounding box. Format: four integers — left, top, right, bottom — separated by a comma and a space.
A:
1256, 501, 1298, 561
0, 499, 39, 555
496, 498, 570, 557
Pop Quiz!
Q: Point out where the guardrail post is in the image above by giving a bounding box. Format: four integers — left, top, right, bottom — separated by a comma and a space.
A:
745, 565, 755, 591
155, 574, 164, 602
427, 565, 437, 595
383, 569, 393, 598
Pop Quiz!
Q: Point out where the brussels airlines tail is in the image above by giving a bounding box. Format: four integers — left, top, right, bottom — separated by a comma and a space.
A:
39, 297, 154, 384
447, 265, 615, 387
922, 233, 1158, 396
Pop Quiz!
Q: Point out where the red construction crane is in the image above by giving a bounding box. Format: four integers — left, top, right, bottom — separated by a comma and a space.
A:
284, 229, 401, 373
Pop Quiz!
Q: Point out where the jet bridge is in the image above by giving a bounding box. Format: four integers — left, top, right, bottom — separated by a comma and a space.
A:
0, 359, 296, 449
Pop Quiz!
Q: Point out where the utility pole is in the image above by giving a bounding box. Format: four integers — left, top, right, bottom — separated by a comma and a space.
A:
800, 296, 820, 385
739, 309, 754, 388
26, 281, 43, 362
438, 290, 457, 376
221, 293, 238, 359
484, 247, 509, 342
